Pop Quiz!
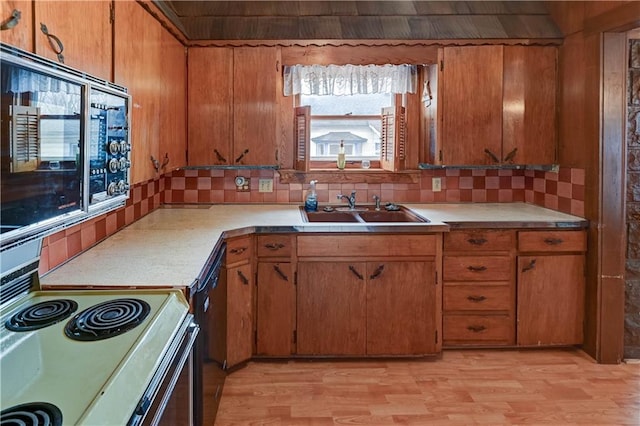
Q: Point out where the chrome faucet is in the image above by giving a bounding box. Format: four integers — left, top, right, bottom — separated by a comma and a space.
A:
337, 191, 357, 210
372, 194, 381, 211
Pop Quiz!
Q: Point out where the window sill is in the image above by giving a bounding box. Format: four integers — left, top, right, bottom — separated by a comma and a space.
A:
277, 169, 420, 184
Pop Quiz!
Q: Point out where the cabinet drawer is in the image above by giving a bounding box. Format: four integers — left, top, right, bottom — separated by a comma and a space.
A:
297, 234, 437, 257
444, 314, 514, 344
444, 284, 512, 312
257, 235, 292, 258
444, 230, 515, 252
518, 230, 586, 253
443, 255, 512, 281
226, 236, 253, 265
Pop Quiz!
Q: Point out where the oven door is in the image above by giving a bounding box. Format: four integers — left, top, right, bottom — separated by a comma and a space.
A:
128, 317, 199, 426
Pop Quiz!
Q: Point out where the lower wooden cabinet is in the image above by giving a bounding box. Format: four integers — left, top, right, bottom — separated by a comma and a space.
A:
517, 230, 586, 346
297, 260, 438, 356
209, 261, 253, 369
256, 262, 295, 356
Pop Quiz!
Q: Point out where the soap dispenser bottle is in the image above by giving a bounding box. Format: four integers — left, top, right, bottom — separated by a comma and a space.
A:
304, 180, 318, 212
337, 140, 346, 170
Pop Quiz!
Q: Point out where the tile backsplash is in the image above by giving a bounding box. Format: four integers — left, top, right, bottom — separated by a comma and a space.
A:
40, 167, 585, 275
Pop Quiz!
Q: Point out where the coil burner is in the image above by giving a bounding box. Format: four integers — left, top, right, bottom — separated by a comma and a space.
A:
0, 402, 63, 426
64, 298, 150, 341
5, 299, 78, 331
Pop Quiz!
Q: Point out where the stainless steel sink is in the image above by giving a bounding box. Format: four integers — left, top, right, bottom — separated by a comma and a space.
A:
300, 205, 429, 223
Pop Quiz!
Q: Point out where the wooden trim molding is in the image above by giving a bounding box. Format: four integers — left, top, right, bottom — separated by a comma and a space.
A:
584, 2, 640, 35
277, 169, 420, 184
187, 38, 563, 49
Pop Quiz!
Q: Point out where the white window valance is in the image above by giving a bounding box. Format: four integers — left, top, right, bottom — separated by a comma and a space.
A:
283, 64, 417, 96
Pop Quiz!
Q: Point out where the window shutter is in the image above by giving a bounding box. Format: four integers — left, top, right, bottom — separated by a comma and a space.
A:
10, 105, 40, 173
294, 105, 310, 171
380, 105, 405, 172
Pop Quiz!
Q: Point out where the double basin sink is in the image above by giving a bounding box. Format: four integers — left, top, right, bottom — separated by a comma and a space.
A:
301, 204, 429, 223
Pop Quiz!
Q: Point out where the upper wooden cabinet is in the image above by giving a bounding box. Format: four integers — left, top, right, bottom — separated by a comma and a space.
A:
159, 28, 187, 173
188, 46, 280, 166
1, 1, 33, 51
437, 45, 557, 166
114, 2, 186, 184
188, 47, 233, 166
34, 1, 112, 81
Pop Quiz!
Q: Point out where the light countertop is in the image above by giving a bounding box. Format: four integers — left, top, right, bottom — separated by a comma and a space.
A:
40, 203, 586, 290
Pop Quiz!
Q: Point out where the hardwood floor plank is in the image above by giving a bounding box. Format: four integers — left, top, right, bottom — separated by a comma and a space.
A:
211, 349, 640, 425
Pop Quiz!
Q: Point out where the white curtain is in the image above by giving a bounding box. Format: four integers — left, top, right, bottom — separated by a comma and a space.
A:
283, 64, 417, 96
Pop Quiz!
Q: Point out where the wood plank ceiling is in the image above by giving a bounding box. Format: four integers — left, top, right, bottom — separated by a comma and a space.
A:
153, 1, 562, 41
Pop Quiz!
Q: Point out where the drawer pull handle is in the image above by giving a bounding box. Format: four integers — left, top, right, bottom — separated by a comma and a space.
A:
214, 149, 227, 163
467, 265, 487, 272
369, 264, 385, 280
273, 265, 288, 281
544, 238, 563, 245
230, 247, 247, 255
467, 325, 486, 333
237, 270, 249, 285
467, 238, 488, 246
265, 243, 285, 251
522, 259, 537, 272
467, 295, 487, 302
348, 265, 364, 280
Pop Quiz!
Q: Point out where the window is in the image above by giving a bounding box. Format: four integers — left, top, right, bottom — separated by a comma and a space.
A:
285, 64, 416, 172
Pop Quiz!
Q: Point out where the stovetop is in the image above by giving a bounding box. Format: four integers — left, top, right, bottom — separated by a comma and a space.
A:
0, 288, 190, 425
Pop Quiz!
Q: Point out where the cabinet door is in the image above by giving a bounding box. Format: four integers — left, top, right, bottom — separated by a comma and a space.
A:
114, 1, 162, 184
226, 263, 253, 367
517, 255, 584, 346
256, 262, 294, 356
1, 1, 33, 51
440, 46, 503, 165
187, 47, 233, 166
35, 1, 112, 81
159, 29, 186, 172
502, 46, 557, 165
366, 261, 437, 355
297, 262, 366, 355
233, 47, 279, 165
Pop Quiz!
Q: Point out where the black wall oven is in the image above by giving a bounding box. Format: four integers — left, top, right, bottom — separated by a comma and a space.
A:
0, 43, 131, 249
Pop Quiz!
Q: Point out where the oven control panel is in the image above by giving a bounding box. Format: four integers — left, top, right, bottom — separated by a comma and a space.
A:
89, 91, 130, 205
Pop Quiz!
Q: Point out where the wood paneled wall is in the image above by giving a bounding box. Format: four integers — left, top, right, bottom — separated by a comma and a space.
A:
546, 1, 638, 363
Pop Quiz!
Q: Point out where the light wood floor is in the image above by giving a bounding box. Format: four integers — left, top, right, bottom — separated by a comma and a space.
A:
210, 348, 640, 425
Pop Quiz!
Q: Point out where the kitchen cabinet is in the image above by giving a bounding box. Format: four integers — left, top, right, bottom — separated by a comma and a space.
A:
158, 28, 187, 172
517, 230, 586, 346
114, 1, 187, 183
296, 234, 441, 356
443, 230, 516, 346
437, 45, 556, 166
0, 1, 32, 52
209, 236, 254, 369
255, 234, 295, 357
34, 1, 112, 81
187, 47, 233, 166
188, 46, 280, 166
